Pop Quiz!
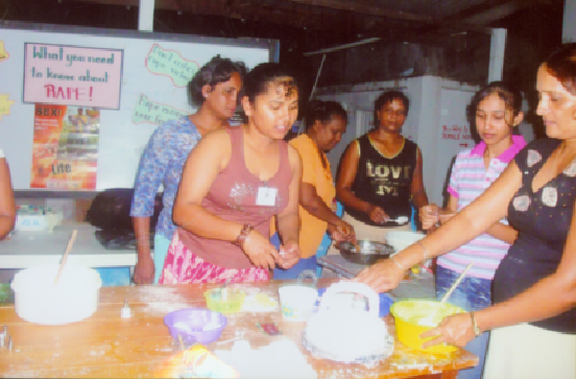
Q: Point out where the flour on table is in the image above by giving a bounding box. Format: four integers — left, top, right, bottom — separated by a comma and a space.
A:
137, 287, 192, 315
215, 339, 317, 379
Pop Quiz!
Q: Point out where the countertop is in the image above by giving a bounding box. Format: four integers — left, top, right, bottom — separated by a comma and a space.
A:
0, 223, 136, 269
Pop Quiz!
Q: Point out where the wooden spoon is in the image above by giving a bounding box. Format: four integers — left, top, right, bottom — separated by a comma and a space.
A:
420, 263, 473, 326
54, 229, 77, 285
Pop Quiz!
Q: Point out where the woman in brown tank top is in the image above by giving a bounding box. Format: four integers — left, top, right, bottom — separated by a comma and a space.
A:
159, 63, 303, 284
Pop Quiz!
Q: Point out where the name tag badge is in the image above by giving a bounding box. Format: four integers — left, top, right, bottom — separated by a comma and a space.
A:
256, 187, 277, 206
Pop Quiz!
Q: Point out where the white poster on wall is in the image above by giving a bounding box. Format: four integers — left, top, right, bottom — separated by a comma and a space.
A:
431, 88, 477, 205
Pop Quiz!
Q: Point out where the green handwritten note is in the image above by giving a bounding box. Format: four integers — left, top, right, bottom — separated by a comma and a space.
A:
145, 44, 199, 87
132, 94, 188, 125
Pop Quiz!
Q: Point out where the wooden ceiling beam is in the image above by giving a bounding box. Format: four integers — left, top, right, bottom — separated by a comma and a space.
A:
73, 0, 435, 23
442, 0, 553, 24
67, 0, 543, 45
285, 0, 434, 23
71, 0, 139, 6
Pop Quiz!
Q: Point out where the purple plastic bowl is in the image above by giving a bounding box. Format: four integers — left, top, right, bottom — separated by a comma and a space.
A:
163, 308, 228, 345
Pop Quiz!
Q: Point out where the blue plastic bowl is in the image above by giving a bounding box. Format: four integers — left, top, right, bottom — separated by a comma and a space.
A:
163, 308, 227, 345
316, 288, 394, 318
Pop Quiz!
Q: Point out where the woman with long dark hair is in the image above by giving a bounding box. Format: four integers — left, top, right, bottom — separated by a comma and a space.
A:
131, 56, 246, 284
160, 63, 302, 284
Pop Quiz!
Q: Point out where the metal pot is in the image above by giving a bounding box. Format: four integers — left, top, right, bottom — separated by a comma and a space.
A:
336, 240, 395, 265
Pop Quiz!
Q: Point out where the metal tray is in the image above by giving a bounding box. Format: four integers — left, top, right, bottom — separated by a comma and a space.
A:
336, 240, 395, 265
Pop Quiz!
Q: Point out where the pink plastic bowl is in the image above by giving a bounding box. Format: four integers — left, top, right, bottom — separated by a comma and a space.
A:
163, 308, 227, 345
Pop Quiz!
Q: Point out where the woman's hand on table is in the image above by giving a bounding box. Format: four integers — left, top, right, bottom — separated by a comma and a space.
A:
278, 239, 301, 269
133, 255, 155, 284
353, 257, 405, 293
243, 231, 282, 270
420, 313, 477, 348
328, 219, 356, 243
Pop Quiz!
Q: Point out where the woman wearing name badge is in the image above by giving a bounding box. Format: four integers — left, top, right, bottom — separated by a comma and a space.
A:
332, 90, 429, 249
159, 62, 302, 284
0, 148, 15, 240
419, 82, 526, 379
130, 56, 246, 284
273, 100, 355, 279
356, 43, 576, 379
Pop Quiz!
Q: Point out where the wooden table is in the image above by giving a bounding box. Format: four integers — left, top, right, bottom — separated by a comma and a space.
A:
0, 279, 477, 378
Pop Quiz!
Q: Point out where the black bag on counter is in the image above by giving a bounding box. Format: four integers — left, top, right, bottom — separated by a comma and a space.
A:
86, 188, 163, 250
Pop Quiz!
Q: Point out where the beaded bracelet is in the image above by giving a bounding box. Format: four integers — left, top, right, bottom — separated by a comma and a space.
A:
233, 224, 254, 248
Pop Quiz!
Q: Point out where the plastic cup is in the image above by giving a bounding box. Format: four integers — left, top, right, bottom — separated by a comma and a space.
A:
278, 286, 318, 321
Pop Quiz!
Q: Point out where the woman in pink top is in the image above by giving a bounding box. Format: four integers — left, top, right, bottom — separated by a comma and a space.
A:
160, 63, 302, 284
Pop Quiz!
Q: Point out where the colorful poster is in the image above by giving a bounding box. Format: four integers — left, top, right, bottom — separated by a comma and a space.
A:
30, 104, 100, 190
23, 43, 123, 109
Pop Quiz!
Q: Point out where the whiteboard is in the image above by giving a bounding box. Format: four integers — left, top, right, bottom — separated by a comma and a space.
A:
0, 22, 278, 190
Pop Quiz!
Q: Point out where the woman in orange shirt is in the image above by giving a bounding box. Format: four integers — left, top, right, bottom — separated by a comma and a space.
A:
274, 100, 355, 279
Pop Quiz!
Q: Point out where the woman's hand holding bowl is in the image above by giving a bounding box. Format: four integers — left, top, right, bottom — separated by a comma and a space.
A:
420, 312, 477, 349
329, 219, 356, 242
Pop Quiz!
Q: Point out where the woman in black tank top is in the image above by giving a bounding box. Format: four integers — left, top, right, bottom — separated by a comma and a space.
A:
336, 90, 429, 233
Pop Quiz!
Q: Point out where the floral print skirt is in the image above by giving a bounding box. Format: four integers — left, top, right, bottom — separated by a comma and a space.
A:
159, 232, 270, 284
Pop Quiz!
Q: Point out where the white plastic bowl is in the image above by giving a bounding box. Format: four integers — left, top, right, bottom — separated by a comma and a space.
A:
386, 231, 425, 253
11, 263, 102, 325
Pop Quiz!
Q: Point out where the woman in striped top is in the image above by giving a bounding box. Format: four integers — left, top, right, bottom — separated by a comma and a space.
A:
418, 82, 526, 379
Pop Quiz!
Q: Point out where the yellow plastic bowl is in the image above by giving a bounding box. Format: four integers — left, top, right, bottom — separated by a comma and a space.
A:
390, 300, 465, 354
204, 288, 246, 314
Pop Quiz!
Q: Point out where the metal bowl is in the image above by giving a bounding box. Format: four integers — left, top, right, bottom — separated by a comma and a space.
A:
336, 240, 395, 265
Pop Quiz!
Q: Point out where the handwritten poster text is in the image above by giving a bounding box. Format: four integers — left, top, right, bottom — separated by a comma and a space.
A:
23, 43, 123, 109
132, 94, 188, 125
145, 44, 199, 87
